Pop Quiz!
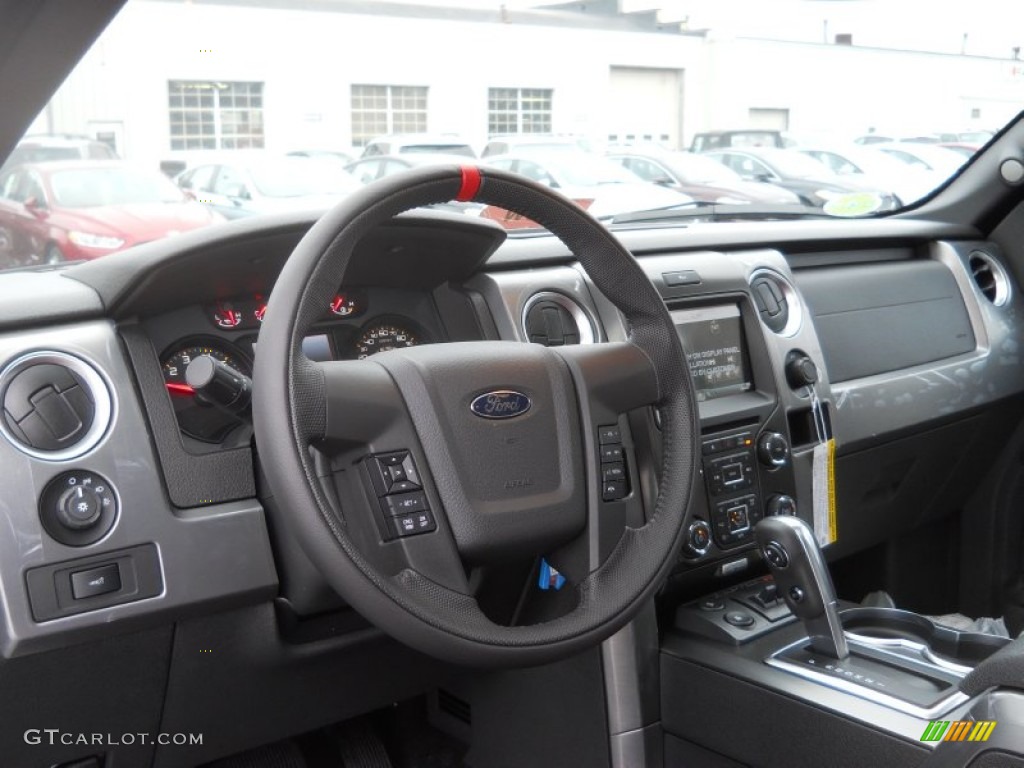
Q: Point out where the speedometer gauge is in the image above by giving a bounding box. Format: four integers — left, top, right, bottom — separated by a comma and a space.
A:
354, 318, 422, 359
161, 338, 252, 442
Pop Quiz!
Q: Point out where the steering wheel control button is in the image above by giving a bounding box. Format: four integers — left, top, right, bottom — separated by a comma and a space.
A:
600, 444, 623, 462
597, 424, 630, 502
391, 511, 436, 538
602, 480, 627, 502
70, 563, 121, 600
762, 542, 790, 569
602, 463, 626, 482
384, 491, 428, 517
39, 470, 118, 547
362, 452, 436, 540
724, 610, 756, 629
366, 451, 422, 496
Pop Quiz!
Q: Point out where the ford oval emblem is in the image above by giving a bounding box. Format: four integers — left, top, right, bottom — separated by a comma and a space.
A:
470, 390, 532, 419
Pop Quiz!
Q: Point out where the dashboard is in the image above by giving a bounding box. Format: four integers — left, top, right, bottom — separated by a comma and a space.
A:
1, 197, 1024, 764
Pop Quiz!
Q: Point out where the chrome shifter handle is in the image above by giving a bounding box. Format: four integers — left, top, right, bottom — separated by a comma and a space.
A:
754, 516, 849, 659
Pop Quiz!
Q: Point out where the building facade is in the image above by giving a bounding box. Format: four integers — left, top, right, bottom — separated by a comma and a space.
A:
29, 0, 1022, 170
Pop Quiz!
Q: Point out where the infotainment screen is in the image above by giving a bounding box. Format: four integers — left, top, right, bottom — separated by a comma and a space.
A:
670, 304, 752, 401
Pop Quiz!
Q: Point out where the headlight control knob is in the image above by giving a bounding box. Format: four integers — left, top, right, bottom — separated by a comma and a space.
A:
757, 432, 790, 468
683, 519, 712, 558
39, 470, 118, 546
56, 484, 104, 529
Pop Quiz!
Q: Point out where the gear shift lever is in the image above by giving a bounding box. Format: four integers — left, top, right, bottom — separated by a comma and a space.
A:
754, 516, 848, 659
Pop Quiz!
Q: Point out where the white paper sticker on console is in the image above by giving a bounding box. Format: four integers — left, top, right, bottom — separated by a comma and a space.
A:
812, 438, 837, 547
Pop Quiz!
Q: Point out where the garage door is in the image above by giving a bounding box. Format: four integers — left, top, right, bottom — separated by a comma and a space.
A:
607, 67, 683, 149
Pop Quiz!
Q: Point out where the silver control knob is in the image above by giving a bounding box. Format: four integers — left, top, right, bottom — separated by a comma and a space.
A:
758, 432, 790, 468
683, 520, 712, 558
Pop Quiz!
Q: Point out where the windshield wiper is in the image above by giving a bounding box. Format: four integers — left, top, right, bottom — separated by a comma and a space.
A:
606, 202, 834, 227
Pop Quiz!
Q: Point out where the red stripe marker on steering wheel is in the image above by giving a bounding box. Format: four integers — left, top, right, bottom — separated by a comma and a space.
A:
456, 165, 481, 201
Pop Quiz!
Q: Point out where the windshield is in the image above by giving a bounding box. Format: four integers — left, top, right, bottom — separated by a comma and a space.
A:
50, 166, 185, 207
672, 153, 744, 184
248, 159, 358, 197
529, 152, 641, 186
753, 149, 836, 179
0, 0, 1017, 263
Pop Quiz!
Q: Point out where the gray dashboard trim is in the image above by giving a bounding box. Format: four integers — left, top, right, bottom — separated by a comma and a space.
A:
823, 241, 1024, 449
0, 320, 277, 657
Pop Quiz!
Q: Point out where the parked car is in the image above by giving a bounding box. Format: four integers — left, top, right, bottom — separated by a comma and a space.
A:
360, 134, 476, 158
483, 149, 693, 217
344, 153, 476, 184
608, 147, 801, 204
481, 134, 588, 158
690, 129, 786, 153
287, 148, 356, 165
0, 161, 219, 265
703, 146, 898, 209
175, 154, 360, 219
873, 141, 968, 177
939, 142, 982, 158
0, 134, 118, 174
345, 153, 488, 214
796, 144, 943, 205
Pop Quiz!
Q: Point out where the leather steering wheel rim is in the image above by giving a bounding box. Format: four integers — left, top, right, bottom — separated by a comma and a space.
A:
253, 165, 699, 667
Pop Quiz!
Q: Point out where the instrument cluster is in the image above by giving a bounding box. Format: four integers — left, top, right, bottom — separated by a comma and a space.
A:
158, 287, 436, 443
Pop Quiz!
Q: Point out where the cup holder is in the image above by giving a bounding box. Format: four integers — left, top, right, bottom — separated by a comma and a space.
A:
841, 607, 1010, 667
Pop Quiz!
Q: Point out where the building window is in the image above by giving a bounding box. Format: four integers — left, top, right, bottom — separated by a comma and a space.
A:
488, 88, 553, 136
168, 81, 264, 150
351, 85, 428, 147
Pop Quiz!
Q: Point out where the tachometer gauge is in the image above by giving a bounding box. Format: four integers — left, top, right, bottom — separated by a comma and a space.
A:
355, 318, 422, 359
161, 338, 252, 442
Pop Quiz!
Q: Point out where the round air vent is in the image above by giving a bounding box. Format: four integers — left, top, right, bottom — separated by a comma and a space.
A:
0, 352, 113, 460
522, 292, 596, 347
749, 269, 802, 336
968, 250, 1010, 306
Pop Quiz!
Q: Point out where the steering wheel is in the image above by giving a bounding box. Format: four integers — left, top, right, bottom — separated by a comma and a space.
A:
253, 165, 698, 667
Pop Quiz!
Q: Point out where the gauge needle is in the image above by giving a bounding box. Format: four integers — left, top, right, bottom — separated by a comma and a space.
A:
166, 382, 195, 395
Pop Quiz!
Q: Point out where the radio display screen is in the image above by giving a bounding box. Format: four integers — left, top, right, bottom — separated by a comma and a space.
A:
670, 304, 752, 401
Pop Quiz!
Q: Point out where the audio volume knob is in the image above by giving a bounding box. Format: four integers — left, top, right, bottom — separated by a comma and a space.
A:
683, 520, 712, 558
766, 494, 797, 517
786, 354, 818, 390
757, 432, 790, 468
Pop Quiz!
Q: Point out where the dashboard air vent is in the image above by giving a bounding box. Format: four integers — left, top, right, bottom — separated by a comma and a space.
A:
749, 270, 801, 336
968, 250, 1010, 306
0, 352, 112, 460
522, 292, 596, 346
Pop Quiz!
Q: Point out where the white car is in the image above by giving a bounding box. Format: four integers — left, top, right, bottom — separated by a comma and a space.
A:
484, 150, 693, 218
797, 144, 944, 205
872, 142, 968, 177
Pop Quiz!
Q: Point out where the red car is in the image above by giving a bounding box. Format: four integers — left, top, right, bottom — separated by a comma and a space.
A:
0, 161, 221, 265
